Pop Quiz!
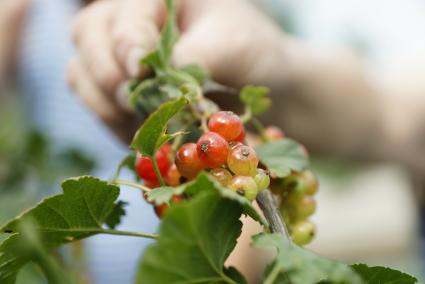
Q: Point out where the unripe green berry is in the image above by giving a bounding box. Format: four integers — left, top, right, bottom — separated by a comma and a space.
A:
254, 169, 270, 191
210, 168, 232, 186
299, 170, 319, 195
228, 176, 258, 201
227, 145, 258, 176
295, 196, 316, 220
291, 220, 315, 246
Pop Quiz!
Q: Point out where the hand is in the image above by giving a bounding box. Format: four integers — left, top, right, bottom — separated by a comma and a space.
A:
67, 0, 291, 140
0, 0, 30, 88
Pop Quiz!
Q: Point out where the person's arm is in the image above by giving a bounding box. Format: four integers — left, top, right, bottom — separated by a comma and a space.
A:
67, 0, 425, 169
0, 0, 30, 92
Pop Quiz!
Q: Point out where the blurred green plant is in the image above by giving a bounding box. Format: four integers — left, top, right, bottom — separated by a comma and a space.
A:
0, 98, 95, 194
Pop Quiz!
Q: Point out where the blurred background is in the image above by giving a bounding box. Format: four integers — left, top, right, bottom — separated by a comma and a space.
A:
1, 0, 425, 283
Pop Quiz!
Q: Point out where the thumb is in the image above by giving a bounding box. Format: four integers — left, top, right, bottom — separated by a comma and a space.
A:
112, 0, 166, 77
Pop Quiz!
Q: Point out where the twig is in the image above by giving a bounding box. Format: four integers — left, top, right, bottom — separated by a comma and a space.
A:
112, 180, 151, 192
256, 190, 291, 239
202, 80, 239, 97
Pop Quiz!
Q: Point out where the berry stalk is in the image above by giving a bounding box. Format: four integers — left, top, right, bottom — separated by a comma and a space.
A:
256, 189, 291, 239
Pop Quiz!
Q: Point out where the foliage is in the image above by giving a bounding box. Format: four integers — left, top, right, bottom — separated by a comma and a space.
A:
0, 177, 125, 283
0, 0, 419, 283
255, 139, 309, 178
254, 234, 362, 284
351, 264, 417, 284
240, 85, 271, 116
137, 192, 245, 284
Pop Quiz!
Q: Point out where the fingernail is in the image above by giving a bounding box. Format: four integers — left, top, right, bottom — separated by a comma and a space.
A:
126, 47, 146, 77
116, 81, 134, 113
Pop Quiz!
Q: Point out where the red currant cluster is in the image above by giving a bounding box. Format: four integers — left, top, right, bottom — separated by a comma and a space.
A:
135, 111, 270, 217
176, 111, 269, 201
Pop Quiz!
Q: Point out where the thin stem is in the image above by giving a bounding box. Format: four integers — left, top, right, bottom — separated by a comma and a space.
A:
250, 117, 270, 142
263, 263, 282, 284
256, 190, 291, 239
152, 157, 166, 186
100, 229, 158, 240
112, 180, 151, 192
240, 107, 252, 123
189, 102, 209, 132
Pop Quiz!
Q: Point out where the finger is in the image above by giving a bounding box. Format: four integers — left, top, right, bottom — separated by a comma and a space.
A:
67, 56, 137, 142
71, 0, 125, 96
112, 0, 165, 77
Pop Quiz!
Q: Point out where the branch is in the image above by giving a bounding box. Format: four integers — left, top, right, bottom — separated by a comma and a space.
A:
256, 190, 291, 240
202, 80, 239, 97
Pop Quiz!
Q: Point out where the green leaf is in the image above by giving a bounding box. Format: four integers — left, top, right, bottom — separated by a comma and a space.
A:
224, 266, 248, 284
144, 173, 266, 225
0, 176, 121, 283
130, 97, 189, 157
253, 234, 362, 284
105, 201, 128, 229
136, 192, 246, 284
179, 64, 209, 84
255, 139, 309, 178
240, 85, 271, 115
142, 0, 179, 73
146, 187, 175, 206
112, 154, 136, 180
351, 264, 417, 284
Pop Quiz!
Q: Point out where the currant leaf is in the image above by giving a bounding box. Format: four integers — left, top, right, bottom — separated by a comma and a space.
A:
351, 264, 417, 284
105, 201, 128, 229
240, 85, 271, 115
254, 233, 362, 284
112, 154, 136, 180
146, 187, 175, 206
255, 139, 308, 178
0, 176, 122, 283
179, 64, 209, 84
141, 0, 178, 73
136, 192, 247, 284
130, 97, 189, 157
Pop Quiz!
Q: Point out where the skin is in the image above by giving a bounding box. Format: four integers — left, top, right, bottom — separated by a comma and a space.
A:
0, 0, 29, 90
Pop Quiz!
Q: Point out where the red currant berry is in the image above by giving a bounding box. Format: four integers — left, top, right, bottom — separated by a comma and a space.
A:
227, 176, 258, 201
233, 127, 246, 143
291, 220, 315, 246
154, 195, 184, 218
154, 203, 168, 218
197, 132, 229, 167
175, 143, 204, 178
208, 111, 243, 141
164, 164, 181, 186
135, 151, 170, 182
160, 143, 172, 157
227, 144, 258, 176
209, 168, 232, 186
254, 168, 270, 191
144, 179, 160, 189
265, 126, 285, 141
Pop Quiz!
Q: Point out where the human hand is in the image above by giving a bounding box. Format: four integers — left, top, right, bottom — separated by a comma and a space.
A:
68, 0, 291, 140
